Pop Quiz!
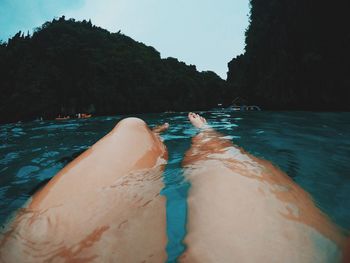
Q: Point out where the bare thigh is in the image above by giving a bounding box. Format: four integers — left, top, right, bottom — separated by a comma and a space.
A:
0, 117, 168, 263
180, 130, 345, 263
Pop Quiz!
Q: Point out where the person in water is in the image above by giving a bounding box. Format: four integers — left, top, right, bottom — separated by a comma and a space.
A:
0, 113, 347, 262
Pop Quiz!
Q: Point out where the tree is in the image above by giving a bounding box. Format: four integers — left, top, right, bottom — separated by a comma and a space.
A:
0, 17, 226, 123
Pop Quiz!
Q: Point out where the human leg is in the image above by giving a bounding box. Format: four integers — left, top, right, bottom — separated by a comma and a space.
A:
180, 113, 345, 263
0, 117, 168, 262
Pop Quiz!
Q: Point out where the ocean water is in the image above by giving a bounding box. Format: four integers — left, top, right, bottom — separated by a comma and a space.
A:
0, 111, 350, 260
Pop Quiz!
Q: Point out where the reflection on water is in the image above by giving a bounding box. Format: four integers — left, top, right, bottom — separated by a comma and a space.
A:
0, 111, 350, 258
160, 126, 191, 262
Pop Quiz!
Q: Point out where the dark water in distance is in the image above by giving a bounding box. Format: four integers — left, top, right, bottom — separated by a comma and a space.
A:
1, 111, 350, 260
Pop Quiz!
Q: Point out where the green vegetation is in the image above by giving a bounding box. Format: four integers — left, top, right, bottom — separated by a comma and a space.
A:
227, 0, 350, 110
0, 17, 226, 123
2, 0, 348, 123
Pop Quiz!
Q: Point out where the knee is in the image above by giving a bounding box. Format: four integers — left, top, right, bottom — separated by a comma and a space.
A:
115, 117, 147, 131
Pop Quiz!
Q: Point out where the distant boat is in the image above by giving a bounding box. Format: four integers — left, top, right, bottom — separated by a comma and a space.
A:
55, 116, 70, 120
227, 105, 261, 111
55, 113, 92, 121
76, 113, 92, 119
228, 97, 262, 111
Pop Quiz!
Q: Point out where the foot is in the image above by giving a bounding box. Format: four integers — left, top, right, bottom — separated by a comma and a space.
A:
188, 112, 207, 129
152, 123, 169, 134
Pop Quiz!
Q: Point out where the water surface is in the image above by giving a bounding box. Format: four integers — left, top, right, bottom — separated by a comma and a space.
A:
0, 111, 349, 260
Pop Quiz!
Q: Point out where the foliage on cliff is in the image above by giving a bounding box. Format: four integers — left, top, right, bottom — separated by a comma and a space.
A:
227, 0, 350, 110
0, 17, 226, 123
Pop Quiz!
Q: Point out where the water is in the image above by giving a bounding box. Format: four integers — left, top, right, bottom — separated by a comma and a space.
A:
1, 111, 350, 260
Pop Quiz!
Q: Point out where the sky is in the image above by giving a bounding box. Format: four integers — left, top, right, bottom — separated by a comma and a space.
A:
0, 0, 250, 79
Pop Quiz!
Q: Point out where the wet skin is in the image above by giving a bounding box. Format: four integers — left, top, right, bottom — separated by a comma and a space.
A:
180, 114, 346, 263
0, 118, 168, 263
0, 115, 347, 262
